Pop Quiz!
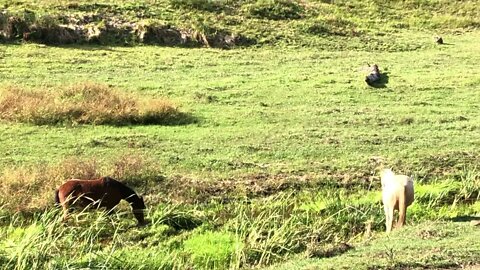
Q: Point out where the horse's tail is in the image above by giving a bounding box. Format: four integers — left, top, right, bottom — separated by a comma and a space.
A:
55, 189, 60, 206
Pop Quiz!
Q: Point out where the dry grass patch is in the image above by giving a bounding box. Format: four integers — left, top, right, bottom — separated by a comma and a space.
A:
0, 83, 194, 125
0, 159, 100, 212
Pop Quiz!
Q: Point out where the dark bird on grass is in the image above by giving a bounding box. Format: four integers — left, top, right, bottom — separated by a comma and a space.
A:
435, 36, 444, 44
365, 64, 381, 86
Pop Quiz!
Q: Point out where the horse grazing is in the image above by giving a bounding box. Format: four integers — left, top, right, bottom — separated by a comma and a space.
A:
381, 169, 414, 233
55, 176, 146, 225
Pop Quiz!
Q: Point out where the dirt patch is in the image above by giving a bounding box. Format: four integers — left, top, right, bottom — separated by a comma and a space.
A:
416, 151, 480, 179
148, 152, 480, 204
151, 170, 377, 204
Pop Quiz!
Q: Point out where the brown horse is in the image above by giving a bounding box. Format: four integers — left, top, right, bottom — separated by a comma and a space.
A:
55, 176, 146, 225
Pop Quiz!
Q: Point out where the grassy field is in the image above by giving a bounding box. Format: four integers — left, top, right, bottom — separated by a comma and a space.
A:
1, 0, 480, 269
269, 220, 480, 269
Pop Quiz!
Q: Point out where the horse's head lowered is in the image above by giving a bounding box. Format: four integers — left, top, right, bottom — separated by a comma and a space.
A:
131, 195, 146, 225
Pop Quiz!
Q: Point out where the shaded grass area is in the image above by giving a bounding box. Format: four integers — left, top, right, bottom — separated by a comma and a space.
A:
0, 82, 196, 125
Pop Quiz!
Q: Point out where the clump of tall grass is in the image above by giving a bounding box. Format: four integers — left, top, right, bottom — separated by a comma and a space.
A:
217, 190, 402, 268
183, 230, 242, 269
0, 207, 132, 270
0, 83, 194, 126
415, 167, 480, 208
455, 167, 480, 203
222, 193, 357, 267
96, 247, 176, 269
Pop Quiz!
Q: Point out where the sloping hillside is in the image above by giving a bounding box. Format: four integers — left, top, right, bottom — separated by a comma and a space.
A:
1, 0, 479, 47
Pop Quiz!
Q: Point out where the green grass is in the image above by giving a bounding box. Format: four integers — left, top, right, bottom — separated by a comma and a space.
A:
267, 220, 480, 270
183, 230, 242, 269
1, 31, 480, 181
0, 186, 477, 269
0, 0, 479, 46
1, 2, 480, 268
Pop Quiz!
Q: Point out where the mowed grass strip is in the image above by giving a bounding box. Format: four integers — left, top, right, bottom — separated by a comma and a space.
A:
0, 82, 194, 125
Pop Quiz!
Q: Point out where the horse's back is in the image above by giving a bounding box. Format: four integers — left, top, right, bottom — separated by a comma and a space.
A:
382, 178, 414, 210
382, 173, 413, 190
57, 178, 120, 206
381, 172, 414, 207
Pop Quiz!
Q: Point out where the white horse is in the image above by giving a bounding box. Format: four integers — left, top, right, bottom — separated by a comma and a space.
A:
381, 169, 414, 233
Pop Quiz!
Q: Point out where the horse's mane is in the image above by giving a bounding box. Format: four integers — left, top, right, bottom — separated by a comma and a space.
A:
103, 177, 139, 203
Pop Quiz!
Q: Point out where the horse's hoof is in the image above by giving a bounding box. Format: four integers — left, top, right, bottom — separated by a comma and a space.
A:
137, 221, 148, 227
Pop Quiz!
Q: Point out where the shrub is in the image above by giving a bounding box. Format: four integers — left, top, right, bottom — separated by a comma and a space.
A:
0, 83, 194, 126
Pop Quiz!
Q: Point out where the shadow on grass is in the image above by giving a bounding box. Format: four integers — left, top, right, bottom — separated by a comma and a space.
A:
156, 210, 203, 231
449, 215, 480, 222
136, 111, 199, 126
367, 72, 389, 88
0, 42, 117, 52
21, 111, 199, 127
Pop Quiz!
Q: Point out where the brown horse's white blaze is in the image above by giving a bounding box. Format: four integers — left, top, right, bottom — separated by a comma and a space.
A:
55, 177, 146, 225
381, 169, 414, 233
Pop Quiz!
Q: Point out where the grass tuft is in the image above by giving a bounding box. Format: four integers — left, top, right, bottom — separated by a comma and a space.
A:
184, 230, 242, 269
244, 0, 305, 20
0, 83, 194, 126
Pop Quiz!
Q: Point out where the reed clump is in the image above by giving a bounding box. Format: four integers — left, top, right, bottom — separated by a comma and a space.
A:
0, 83, 193, 126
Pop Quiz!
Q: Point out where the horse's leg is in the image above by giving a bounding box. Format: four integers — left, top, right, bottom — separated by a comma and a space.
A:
396, 188, 408, 228
384, 204, 389, 232
62, 203, 69, 222
384, 204, 394, 233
